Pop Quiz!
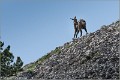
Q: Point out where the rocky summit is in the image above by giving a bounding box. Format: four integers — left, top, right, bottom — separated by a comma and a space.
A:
6, 20, 120, 80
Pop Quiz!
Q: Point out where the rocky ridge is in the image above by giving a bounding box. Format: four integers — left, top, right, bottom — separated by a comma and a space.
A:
6, 20, 120, 80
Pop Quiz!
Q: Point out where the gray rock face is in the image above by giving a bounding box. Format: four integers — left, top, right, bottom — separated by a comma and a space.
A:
8, 20, 120, 79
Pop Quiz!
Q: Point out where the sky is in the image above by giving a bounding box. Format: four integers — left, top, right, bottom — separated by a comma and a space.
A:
0, 0, 119, 65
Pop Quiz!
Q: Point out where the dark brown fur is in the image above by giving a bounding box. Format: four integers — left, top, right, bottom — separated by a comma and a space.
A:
76, 19, 88, 38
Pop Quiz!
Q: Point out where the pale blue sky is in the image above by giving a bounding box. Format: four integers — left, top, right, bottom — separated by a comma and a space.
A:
0, 0, 119, 65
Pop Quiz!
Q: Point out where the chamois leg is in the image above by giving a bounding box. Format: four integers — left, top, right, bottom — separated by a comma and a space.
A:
74, 24, 77, 38
84, 27, 88, 34
74, 32, 75, 38
75, 29, 78, 38
80, 29, 82, 37
74, 29, 77, 38
76, 30, 79, 38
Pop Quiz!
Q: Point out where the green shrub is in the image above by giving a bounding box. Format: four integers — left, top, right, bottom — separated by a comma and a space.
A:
51, 48, 61, 54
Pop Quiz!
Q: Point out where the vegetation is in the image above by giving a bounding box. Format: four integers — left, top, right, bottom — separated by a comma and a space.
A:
37, 47, 61, 64
65, 44, 71, 49
0, 41, 23, 77
25, 47, 61, 71
51, 47, 61, 54
25, 63, 36, 71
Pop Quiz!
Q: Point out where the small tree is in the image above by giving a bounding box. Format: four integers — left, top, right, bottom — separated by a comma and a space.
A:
0, 41, 23, 77
13, 57, 23, 75
1, 45, 14, 76
0, 41, 4, 50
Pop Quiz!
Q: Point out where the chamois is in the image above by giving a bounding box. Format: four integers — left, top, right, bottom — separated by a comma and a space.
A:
70, 16, 79, 38
76, 19, 88, 37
